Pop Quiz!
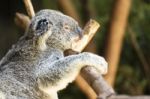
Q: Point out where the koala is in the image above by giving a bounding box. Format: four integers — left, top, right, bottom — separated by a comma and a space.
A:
0, 9, 108, 99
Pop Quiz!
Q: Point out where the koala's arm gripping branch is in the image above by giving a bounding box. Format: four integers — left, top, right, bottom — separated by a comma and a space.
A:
38, 52, 107, 89
65, 49, 115, 99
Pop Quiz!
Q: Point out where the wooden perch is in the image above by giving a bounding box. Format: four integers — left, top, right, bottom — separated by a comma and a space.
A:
109, 95, 150, 99
81, 67, 115, 99
72, 19, 100, 52
23, 0, 35, 18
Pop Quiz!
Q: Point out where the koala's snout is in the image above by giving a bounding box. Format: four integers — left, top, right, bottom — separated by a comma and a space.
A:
76, 27, 83, 39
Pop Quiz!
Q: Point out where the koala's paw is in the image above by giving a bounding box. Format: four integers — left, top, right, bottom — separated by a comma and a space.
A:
81, 52, 108, 74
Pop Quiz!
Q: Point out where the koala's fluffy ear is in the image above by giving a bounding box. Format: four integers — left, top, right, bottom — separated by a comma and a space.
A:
24, 18, 53, 51
34, 18, 53, 51
34, 19, 53, 36
24, 18, 53, 38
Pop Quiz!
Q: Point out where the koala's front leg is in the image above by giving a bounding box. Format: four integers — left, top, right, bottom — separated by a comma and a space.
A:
37, 52, 108, 99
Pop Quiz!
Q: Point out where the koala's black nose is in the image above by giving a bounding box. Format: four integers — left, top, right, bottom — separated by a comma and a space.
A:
76, 27, 83, 39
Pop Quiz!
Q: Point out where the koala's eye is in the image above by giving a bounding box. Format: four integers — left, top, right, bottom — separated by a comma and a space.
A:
36, 19, 49, 31
63, 24, 71, 31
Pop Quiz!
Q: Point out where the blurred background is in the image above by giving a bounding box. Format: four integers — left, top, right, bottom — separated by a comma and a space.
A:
0, 0, 150, 99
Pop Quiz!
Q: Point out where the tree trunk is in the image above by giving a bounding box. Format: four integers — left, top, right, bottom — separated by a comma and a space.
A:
104, 0, 132, 86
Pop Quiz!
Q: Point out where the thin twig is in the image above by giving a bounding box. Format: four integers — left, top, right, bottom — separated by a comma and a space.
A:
15, 13, 30, 30
72, 19, 100, 51
23, 0, 35, 18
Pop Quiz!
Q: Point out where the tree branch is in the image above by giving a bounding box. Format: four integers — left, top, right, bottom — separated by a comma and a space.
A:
72, 19, 100, 51
109, 95, 150, 99
14, 13, 30, 30
81, 67, 115, 99
23, 0, 35, 18
104, 0, 131, 86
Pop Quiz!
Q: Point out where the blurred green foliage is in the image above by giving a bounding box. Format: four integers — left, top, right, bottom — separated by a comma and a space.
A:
117, 0, 150, 95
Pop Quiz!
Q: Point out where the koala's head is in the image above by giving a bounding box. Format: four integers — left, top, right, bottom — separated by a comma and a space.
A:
27, 9, 83, 51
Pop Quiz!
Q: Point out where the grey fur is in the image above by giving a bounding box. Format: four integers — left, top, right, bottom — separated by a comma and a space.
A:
0, 9, 108, 99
